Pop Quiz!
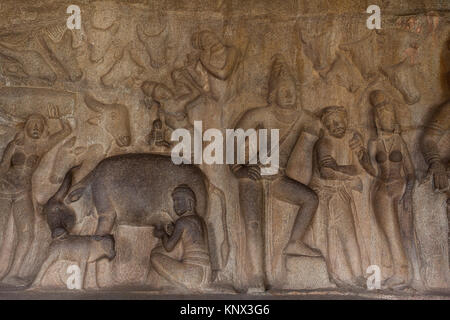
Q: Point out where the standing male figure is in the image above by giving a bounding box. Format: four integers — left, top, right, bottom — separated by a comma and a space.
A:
231, 54, 322, 291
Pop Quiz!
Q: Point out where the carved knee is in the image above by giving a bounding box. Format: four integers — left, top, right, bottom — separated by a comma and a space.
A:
247, 221, 262, 237
302, 189, 319, 209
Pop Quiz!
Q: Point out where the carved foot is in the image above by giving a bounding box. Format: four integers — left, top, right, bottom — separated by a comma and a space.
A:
283, 241, 321, 257
383, 275, 408, 290
1, 276, 31, 288
245, 276, 266, 294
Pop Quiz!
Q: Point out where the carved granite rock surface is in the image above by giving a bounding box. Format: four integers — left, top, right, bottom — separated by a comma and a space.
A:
0, 0, 448, 297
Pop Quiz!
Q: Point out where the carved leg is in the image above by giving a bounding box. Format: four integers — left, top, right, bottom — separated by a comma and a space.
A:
150, 251, 205, 289
92, 185, 116, 235
30, 253, 57, 288
272, 176, 320, 257
0, 197, 13, 276
238, 178, 265, 291
79, 260, 87, 290
447, 190, 450, 268
329, 191, 363, 285
3, 194, 35, 286
373, 183, 409, 288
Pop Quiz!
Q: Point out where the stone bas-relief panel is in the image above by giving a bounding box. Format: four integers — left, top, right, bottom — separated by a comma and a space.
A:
0, 0, 448, 297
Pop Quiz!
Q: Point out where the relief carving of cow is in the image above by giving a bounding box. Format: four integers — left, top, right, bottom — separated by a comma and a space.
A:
44, 153, 229, 275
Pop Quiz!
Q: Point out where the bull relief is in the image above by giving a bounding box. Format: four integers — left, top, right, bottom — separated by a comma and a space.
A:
0, 0, 448, 299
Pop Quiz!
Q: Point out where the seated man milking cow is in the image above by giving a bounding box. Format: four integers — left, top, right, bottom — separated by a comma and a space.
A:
151, 184, 211, 290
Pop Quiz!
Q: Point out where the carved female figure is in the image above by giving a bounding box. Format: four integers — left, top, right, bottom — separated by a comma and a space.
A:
351, 90, 416, 288
0, 105, 71, 286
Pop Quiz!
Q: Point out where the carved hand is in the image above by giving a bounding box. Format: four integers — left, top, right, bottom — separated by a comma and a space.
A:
350, 176, 363, 192
349, 132, 365, 159
144, 97, 154, 110
153, 226, 165, 238
430, 161, 449, 192
400, 190, 413, 213
165, 222, 175, 236
321, 156, 338, 170
185, 52, 200, 67
247, 164, 262, 181
13, 131, 25, 145
66, 117, 76, 129
48, 104, 61, 119
200, 50, 211, 65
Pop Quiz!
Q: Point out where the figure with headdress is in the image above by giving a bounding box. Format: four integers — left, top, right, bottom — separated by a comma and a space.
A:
151, 184, 211, 290
350, 90, 417, 289
0, 105, 72, 286
306, 106, 365, 288
231, 54, 323, 291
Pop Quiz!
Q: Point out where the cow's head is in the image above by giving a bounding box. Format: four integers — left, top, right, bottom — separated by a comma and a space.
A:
57, 31, 83, 82
84, 94, 131, 147
324, 53, 362, 93
299, 29, 335, 72
0, 44, 57, 84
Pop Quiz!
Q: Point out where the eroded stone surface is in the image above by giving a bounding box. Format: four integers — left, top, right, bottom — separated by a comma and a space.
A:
0, 0, 448, 297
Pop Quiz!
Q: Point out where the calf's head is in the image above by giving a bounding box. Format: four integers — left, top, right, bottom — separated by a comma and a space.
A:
93, 235, 116, 260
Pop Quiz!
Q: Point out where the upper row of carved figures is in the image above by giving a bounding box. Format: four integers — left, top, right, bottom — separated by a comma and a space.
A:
0, 7, 445, 104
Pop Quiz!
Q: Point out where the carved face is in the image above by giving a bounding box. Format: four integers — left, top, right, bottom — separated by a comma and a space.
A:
323, 112, 347, 138
172, 194, 191, 216
25, 117, 45, 139
375, 104, 396, 133
276, 80, 296, 108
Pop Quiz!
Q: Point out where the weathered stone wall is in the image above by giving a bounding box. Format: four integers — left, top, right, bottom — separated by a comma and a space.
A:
0, 0, 448, 296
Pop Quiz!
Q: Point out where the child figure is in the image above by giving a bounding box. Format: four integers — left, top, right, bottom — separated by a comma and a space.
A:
148, 118, 171, 149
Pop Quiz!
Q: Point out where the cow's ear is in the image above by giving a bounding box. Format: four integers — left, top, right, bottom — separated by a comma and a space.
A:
88, 116, 101, 126
67, 188, 85, 202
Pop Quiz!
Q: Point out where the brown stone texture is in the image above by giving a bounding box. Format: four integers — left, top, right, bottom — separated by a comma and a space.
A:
0, 0, 448, 298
